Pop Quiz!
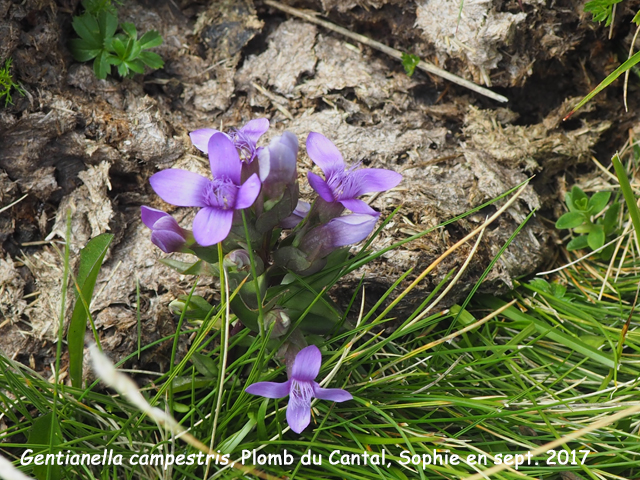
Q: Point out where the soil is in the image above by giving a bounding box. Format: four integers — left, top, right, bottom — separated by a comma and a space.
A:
0, 0, 638, 377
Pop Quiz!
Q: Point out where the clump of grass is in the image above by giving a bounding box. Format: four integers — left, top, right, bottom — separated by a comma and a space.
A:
0, 59, 25, 107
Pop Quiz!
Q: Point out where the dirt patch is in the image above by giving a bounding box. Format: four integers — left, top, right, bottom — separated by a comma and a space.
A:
0, 0, 635, 373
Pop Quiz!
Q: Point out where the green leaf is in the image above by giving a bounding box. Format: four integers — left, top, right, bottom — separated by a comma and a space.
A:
612, 153, 640, 251
93, 50, 111, 79
111, 36, 126, 58
584, 0, 623, 25
72, 13, 102, 48
555, 211, 585, 229
120, 22, 137, 39
549, 282, 567, 299
138, 30, 163, 49
217, 418, 256, 454
138, 51, 164, 69
587, 224, 605, 250
125, 59, 145, 74
28, 413, 63, 480
158, 258, 217, 275
68, 38, 101, 62
97, 10, 118, 41
191, 352, 218, 377
571, 186, 588, 210
567, 235, 589, 251
634, 10, 640, 25
68, 233, 113, 388
588, 191, 611, 215
401, 52, 420, 77
602, 202, 620, 234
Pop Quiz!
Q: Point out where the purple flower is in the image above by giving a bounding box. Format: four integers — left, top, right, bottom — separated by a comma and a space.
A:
140, 206, 189, 253
245, 345, 352, 433
149, 133, 262, 246
258, 131, 299, 200
300, 214, 378, 260
306, 132, 402, 215
189, 118, 270, 163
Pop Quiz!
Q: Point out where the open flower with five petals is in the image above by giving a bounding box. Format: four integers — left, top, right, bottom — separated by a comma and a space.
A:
306, 132, 402, 216
149, 133, 261, 246
245, 345, 352, 433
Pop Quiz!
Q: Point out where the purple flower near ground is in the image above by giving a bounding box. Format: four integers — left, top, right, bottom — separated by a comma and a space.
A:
245, 345, 352, 433
306, 132, 402, 215
300, 214, 378, 260
258, 131, 299, 199
280, 200, 310, 229
149, 133, 261, 246
140, 206, 188, 253
189, 118, 270, 163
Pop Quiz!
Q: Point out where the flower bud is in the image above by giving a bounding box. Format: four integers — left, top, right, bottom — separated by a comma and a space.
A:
264, 308, 291, 338
141, 206, 189, 253
258, 131, 299, 204
299, 214, 378, 261
280, 200, 310, 229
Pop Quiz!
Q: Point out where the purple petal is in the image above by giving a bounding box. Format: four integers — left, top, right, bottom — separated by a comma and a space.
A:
306, 132, 345, 178
313, 383, 353, 402
151, 229, 186, 253
245, 380, 291, 399
287, 380, 314, 433
339, 198, 379, 216
258, 131, 298, 183
192, 207, 233, 246
307, 172, 335, 202
140, 206, 169, 229
189, 128, 220, 153
280, 200, 310, 228
208, 133, 241, 184
239, 118, 270, 144
235, 173, 261, 209
149, 169, 210, 207
325, 214, 378, 248
343, 168, 403, 198
291, 345, 321, 382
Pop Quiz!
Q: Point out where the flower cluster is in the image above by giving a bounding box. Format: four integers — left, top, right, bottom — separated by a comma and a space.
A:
142, 119, 401, 432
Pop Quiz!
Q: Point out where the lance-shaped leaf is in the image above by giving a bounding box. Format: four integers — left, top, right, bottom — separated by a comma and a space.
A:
68, 233, 113, 388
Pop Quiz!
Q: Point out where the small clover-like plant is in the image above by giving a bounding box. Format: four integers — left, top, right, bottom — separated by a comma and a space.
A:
69, 0, 163, 80
556, 185, 620, 258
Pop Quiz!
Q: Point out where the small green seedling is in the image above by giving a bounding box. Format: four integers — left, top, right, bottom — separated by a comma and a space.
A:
556, 185, 620, 258
401, 52, 420, 77
0, 58, 25, 107
69, 1, 163, 79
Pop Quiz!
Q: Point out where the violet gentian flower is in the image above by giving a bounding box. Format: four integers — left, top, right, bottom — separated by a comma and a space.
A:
245, 345, 351, 433
258, 131, 299, 201
149, 133, 261, 246
140, 206, 189, 253
306, 132, 402, 215
299, 213, 378, 260
189, 118, 269, 163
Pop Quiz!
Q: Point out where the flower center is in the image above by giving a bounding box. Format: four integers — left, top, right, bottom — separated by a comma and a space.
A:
203, 178, 238, 210
289, 379, 314, 408
229, 129, 257, 163
326, 162, 361, 200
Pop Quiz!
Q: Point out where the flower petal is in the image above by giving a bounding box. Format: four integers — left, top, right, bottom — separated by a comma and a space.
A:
235, 173, 261, 209
313, 383, 353, 402
239, 118, 270, 144
245, 380, 291, 399
343, 168, 403, 198
151, 229, 186, 253
149, 169, 210, 207
287, 391, 312, 434
307, 172, 335, 202
291, 345, 322, 382
339, 198, 379, 216
306, 132, 345, 177
208, 132, 242, 184
140, 206, 168, 228
192, 207, 233, 246
325, 214, 378, 248
189, 128, 220, 153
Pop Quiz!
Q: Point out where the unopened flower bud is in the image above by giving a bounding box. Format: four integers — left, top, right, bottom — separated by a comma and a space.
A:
264, 308, 291, 338
258, 131, 299, 203
141, 206, 189, 253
